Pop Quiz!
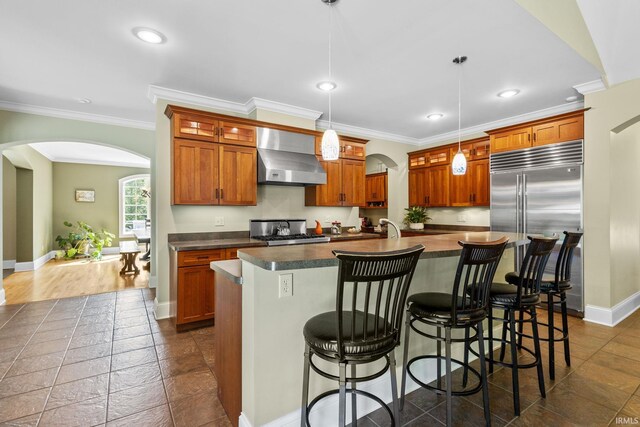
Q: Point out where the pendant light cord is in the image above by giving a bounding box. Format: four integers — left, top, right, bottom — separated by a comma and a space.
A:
457, 55, 462, 151
329, 4, 333, 129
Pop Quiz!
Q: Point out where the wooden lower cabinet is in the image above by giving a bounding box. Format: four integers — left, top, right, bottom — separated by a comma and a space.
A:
170, 247, 239, 329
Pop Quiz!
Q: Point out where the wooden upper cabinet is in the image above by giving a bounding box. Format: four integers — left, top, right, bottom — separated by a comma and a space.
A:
533, 115, 584, 147
448, 159, 489, 207
173, 139, 220, 205
366, 172, 386, 203
427, 165, 450, 207
468, 138, 491, 160
490, 126, 532, 154
409, 152, 428, 169
218, 122, 257, 147
314, 135, 367, 160
488, 110, 585, 154
341, 139, 366, 160
408, 169, 428, 207
305, 158, 364, 207
428, 147, 450, 166
342, 160, 365, 207
218, 145, 257, 206
173, 112, 218, 142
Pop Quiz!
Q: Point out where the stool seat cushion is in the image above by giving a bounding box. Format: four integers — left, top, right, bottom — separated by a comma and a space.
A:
407, 292, 485, 325
303, 311, 394, 358
505, 272, 555, 285
489, 282, 539, 305
540, 280, 572, 292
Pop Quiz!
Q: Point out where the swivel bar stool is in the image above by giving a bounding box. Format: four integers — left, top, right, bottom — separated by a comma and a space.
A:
486, 236, 557, 416
400, 237, 509, 427
507, 231, 582, 380
300, 245, 424, 427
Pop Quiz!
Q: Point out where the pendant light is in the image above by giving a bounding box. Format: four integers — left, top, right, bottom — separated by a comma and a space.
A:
320, 0, 340, 161
451, 55, 468, 176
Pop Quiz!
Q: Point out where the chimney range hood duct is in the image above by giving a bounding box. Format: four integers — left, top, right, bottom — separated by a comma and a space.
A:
257, 127, 327, 186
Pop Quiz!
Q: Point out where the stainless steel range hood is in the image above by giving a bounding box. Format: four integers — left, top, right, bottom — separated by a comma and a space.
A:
257, 127, 327, 186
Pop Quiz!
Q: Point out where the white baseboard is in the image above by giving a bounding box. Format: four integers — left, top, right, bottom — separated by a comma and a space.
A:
0, 288, 5, 306
148, 275, 157, 289
585, 290, 640, 327
2, 260, 15, 269
15, 251, 56, 272
245, 324, 503, 427
153, 298, 170, 320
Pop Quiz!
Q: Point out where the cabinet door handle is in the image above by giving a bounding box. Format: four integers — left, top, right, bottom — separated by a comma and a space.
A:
220, 189, 224, 200
472, 194, 476, 202
469, 194, 472, 202
424, 196, 427, 204
528, 134, 531, 142
215, 189, 219, 199
533, 133, 537, 142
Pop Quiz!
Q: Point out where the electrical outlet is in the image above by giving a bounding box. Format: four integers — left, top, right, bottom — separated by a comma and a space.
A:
457, 214, 467, 223
279, 273, 293, 298
324, 216, 331, 224
214, 217, 224, 226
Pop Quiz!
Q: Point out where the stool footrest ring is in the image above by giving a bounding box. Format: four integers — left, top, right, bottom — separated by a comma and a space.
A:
406, 355, 482, 396
305, 387, 394, 427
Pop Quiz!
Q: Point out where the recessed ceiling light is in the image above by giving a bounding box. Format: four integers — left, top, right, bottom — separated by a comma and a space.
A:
316, 81, 337, 92
427, 113, 444, 120
76, 98, 92, 104
133, 27, 166, 44
566, 95, 578, 102
497, 89, 520, 98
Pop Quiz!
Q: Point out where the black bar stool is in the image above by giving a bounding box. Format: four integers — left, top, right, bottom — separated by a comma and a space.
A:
400, 237, 509, 427
486, 236, 557, 416
300, 245, 424, 427
531, 231, 582, 380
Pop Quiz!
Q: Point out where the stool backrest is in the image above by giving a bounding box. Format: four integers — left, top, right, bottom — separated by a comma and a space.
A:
333, 244, 425, 360
516, 236, 558, 304
554, 231, 583, 286
451, 237, 509, 324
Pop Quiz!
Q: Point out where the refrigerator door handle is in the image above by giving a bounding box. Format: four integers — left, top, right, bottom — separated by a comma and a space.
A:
515, 174, 521, 234
522, 174, 527, 235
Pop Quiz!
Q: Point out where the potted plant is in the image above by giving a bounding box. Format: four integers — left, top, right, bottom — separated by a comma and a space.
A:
403, 206, 431, 230
55, 221, 115, 260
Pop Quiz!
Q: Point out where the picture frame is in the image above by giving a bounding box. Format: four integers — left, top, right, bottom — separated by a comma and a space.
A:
75, 189, 95, 203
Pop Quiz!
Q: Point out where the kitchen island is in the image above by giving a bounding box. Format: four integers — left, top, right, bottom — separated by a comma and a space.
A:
211, 232, 528, 427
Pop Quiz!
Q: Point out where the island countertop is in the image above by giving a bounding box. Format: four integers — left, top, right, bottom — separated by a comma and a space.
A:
238, 231, 528, 271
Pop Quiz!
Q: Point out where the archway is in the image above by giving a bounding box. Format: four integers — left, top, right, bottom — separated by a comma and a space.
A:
1, 139, 153, 304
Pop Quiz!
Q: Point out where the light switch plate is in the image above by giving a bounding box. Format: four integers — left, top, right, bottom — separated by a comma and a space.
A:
214, 217, 224, 226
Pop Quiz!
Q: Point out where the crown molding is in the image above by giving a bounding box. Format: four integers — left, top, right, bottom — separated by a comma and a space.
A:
418, 101, 585, 147
573, 79, 606, 95
0, 100, 154, 130
148, 85, 322, 121
316, 120, 421, 145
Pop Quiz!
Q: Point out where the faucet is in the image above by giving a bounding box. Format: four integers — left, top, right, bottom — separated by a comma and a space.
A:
380, 218, 401, 239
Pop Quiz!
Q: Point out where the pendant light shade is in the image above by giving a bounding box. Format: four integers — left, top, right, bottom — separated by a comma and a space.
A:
321, 129, 340, 161
320, 0, 340, 161
452, 150, 467, 175
452, 55, 467, 176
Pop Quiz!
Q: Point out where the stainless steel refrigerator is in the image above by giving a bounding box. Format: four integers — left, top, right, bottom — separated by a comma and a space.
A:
490, 140, 584, 314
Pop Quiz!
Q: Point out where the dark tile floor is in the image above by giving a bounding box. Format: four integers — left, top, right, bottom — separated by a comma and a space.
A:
0, 288, 639, 426
360, 309, 640, 427
0, 288, 230, 426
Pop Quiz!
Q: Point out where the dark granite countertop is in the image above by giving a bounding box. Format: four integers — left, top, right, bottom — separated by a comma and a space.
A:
168, 238, 266, 251
238, 232, 528, 271
328, 232, 381, 242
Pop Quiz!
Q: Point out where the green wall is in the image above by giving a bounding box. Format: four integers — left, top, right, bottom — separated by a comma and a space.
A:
52, 163, 150, 247
16, 168, 33, 262
3, 157, 16, 262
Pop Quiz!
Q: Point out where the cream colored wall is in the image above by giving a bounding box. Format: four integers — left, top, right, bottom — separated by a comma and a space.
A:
52, 163, 150, 247
3, 157, 16, 262
584, 78, 640, 308
610, 121, 640, 305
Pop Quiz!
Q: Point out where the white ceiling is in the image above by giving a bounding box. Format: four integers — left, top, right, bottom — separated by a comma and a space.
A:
577, 0, 640, 86
29, 142, 150, 168
0, 0, 602, 143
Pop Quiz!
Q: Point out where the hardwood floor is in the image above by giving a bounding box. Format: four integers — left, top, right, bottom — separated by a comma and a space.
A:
3, 255, 149, 304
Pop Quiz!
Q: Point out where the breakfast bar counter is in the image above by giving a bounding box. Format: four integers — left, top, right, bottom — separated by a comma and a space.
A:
211, 232, 528, 427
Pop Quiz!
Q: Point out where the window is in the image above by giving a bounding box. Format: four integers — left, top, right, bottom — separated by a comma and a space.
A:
118, 174, 150, 237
